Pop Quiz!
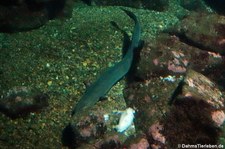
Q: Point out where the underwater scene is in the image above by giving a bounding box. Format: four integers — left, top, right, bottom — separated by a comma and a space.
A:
0, 0, 225, 148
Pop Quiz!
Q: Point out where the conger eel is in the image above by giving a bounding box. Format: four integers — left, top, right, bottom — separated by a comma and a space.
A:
71, 9, 141, 116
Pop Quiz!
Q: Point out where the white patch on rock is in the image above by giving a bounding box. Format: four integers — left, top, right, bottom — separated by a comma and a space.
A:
115, 107, 135, 133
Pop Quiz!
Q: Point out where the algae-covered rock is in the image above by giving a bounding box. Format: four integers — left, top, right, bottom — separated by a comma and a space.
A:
179, 0, 210, 12
204, 0, 225, 15
168, 13, 225, 55
0, 0, 73, 32
62, 114, 107, 148
162, 70, 225, 148
82, 0, 169, 11
124, 135, 150, 148
182, 69, 224, 109
61, 99, 131, 148
136, 34, 224, 81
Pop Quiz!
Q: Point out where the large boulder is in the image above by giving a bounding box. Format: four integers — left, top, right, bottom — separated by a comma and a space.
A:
82, 0, 169, 11
0, 0, 73, 32
168, 13, 225, 55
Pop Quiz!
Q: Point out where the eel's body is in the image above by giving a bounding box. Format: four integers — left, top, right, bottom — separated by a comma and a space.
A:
71, 9, 141, 116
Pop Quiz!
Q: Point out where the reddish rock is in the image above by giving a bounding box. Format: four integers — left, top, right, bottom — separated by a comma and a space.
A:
147, 122, 166, 149
126, 68, 225, 148
136, 34, 224, 81
136, 33, 225, 87
95, 133, 122, 149
182, 69, 224, 109
162, 96, 222, 148
62, 112, 107, 148
161, 70, 225, 147
123, 135, 150, 149
62, 98, 137, 148
168, 13, 225, 55
0, 86, 49, 118
211, 110, 225, 127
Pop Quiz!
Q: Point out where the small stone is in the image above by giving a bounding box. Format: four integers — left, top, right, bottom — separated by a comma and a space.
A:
46, 63, 50, 68
47, 80, 52, 86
